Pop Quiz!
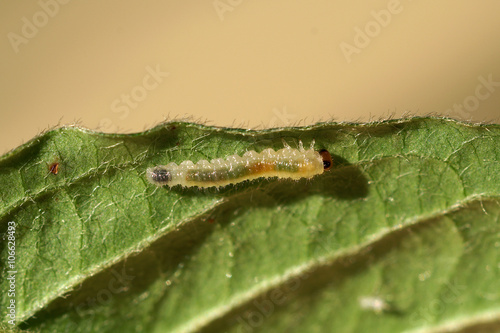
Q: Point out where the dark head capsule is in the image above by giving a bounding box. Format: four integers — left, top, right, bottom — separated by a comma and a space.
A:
319, 149, 333, 171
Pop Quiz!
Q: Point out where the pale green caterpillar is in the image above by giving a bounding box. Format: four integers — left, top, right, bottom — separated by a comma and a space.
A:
146, 141, 332, 188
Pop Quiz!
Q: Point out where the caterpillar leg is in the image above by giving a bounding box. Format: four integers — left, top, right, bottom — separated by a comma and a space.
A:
281, 139, 291, 149
309, 139, 315, 150
298, 140, 304, 151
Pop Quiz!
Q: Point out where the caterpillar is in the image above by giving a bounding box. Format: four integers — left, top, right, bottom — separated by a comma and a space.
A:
146, 141, 332, 188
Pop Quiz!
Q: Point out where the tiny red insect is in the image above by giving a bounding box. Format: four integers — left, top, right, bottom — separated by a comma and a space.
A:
48, 162, 59, 175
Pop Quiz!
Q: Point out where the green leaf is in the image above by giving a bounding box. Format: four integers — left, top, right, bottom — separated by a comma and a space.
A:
1, 117, 499, 333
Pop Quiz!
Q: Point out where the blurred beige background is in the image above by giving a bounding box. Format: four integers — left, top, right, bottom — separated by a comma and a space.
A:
1, 1, 500, 154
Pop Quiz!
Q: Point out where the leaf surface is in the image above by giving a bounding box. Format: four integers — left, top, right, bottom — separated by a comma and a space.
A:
1, 118, 499, 333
